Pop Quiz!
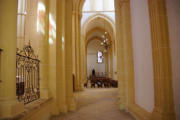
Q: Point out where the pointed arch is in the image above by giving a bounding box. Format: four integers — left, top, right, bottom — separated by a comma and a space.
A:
81, 13, 115, 36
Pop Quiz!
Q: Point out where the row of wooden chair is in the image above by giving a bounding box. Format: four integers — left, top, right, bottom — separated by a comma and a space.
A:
90, 77, 118, 88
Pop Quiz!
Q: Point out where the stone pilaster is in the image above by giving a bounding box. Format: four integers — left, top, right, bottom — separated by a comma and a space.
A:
114, 0, 135, 110
78, 12, 84, 91
74, 11, 81, 91
56, 0, 67, 113
148, 0, 176, 119
40, 0, 50, 99
65, 0, 76, 111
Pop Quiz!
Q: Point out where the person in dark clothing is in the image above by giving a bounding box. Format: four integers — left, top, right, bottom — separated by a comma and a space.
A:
92, 69, 95, 76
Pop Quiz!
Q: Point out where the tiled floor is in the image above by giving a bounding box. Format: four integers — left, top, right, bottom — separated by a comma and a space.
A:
51, 88, 135, 120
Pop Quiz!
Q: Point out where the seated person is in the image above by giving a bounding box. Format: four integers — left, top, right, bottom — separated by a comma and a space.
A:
97, 81, 102, 88
84, 82, 88, 88
91, 82, 95, 88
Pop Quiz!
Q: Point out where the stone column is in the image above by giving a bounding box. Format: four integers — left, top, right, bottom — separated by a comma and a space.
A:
0, 0, 24, 118
148, 0, 176, 120
65, 0, 76, 111
114, 0, 135, 110
56, 0, 67, 113
77, 13, 84, 91
72, 11, 76, 91
73, 11, 83, 91
79, 27, 85, 89
39, 0, 50, 99
74, 12, 81, 91
82, 35, 87, 84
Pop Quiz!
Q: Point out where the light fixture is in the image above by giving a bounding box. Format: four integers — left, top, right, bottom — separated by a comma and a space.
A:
101, 31, 110, 53
100, 16, 110, 53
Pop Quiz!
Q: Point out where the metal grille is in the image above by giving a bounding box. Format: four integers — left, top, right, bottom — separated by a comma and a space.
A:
16, 43, 40, 104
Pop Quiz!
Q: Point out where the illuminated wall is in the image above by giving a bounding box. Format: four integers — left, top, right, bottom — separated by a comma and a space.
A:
49, 13, 56, 45
81, 0, 115, 25
87, 40, 105, 77
37, 1, 46, 35
17, 0, 27, 49
131, 0, 154, 112
16, 0, 48, 55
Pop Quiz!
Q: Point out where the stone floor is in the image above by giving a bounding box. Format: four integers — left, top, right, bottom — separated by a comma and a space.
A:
51, 88, 135, 120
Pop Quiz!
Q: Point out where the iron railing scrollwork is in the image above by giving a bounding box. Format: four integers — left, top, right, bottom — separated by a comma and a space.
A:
16, 43, 40, 104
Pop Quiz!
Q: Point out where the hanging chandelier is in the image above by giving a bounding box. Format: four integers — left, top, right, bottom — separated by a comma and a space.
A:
101, 31, 110, 53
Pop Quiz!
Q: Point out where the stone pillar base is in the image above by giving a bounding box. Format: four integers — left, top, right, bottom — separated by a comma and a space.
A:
67, 97, 76, 112
0, 99, 24, 119
79, 84, 84, 91
75, 86, 83, 91
59, 104, 68, 113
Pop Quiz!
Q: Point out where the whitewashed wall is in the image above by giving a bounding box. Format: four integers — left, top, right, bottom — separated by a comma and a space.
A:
130, 0, 154, 112
87, 54, 105, 77
166, 0, 180, 119
86, 40, 105, 77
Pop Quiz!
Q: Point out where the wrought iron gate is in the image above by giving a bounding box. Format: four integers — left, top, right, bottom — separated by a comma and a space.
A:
16, 43, 40, 104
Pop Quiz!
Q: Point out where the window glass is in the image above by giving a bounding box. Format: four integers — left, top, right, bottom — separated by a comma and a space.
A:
97, 51, 103, 63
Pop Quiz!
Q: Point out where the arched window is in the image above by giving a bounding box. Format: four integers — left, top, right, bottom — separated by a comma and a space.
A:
97, 51, 103, 63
